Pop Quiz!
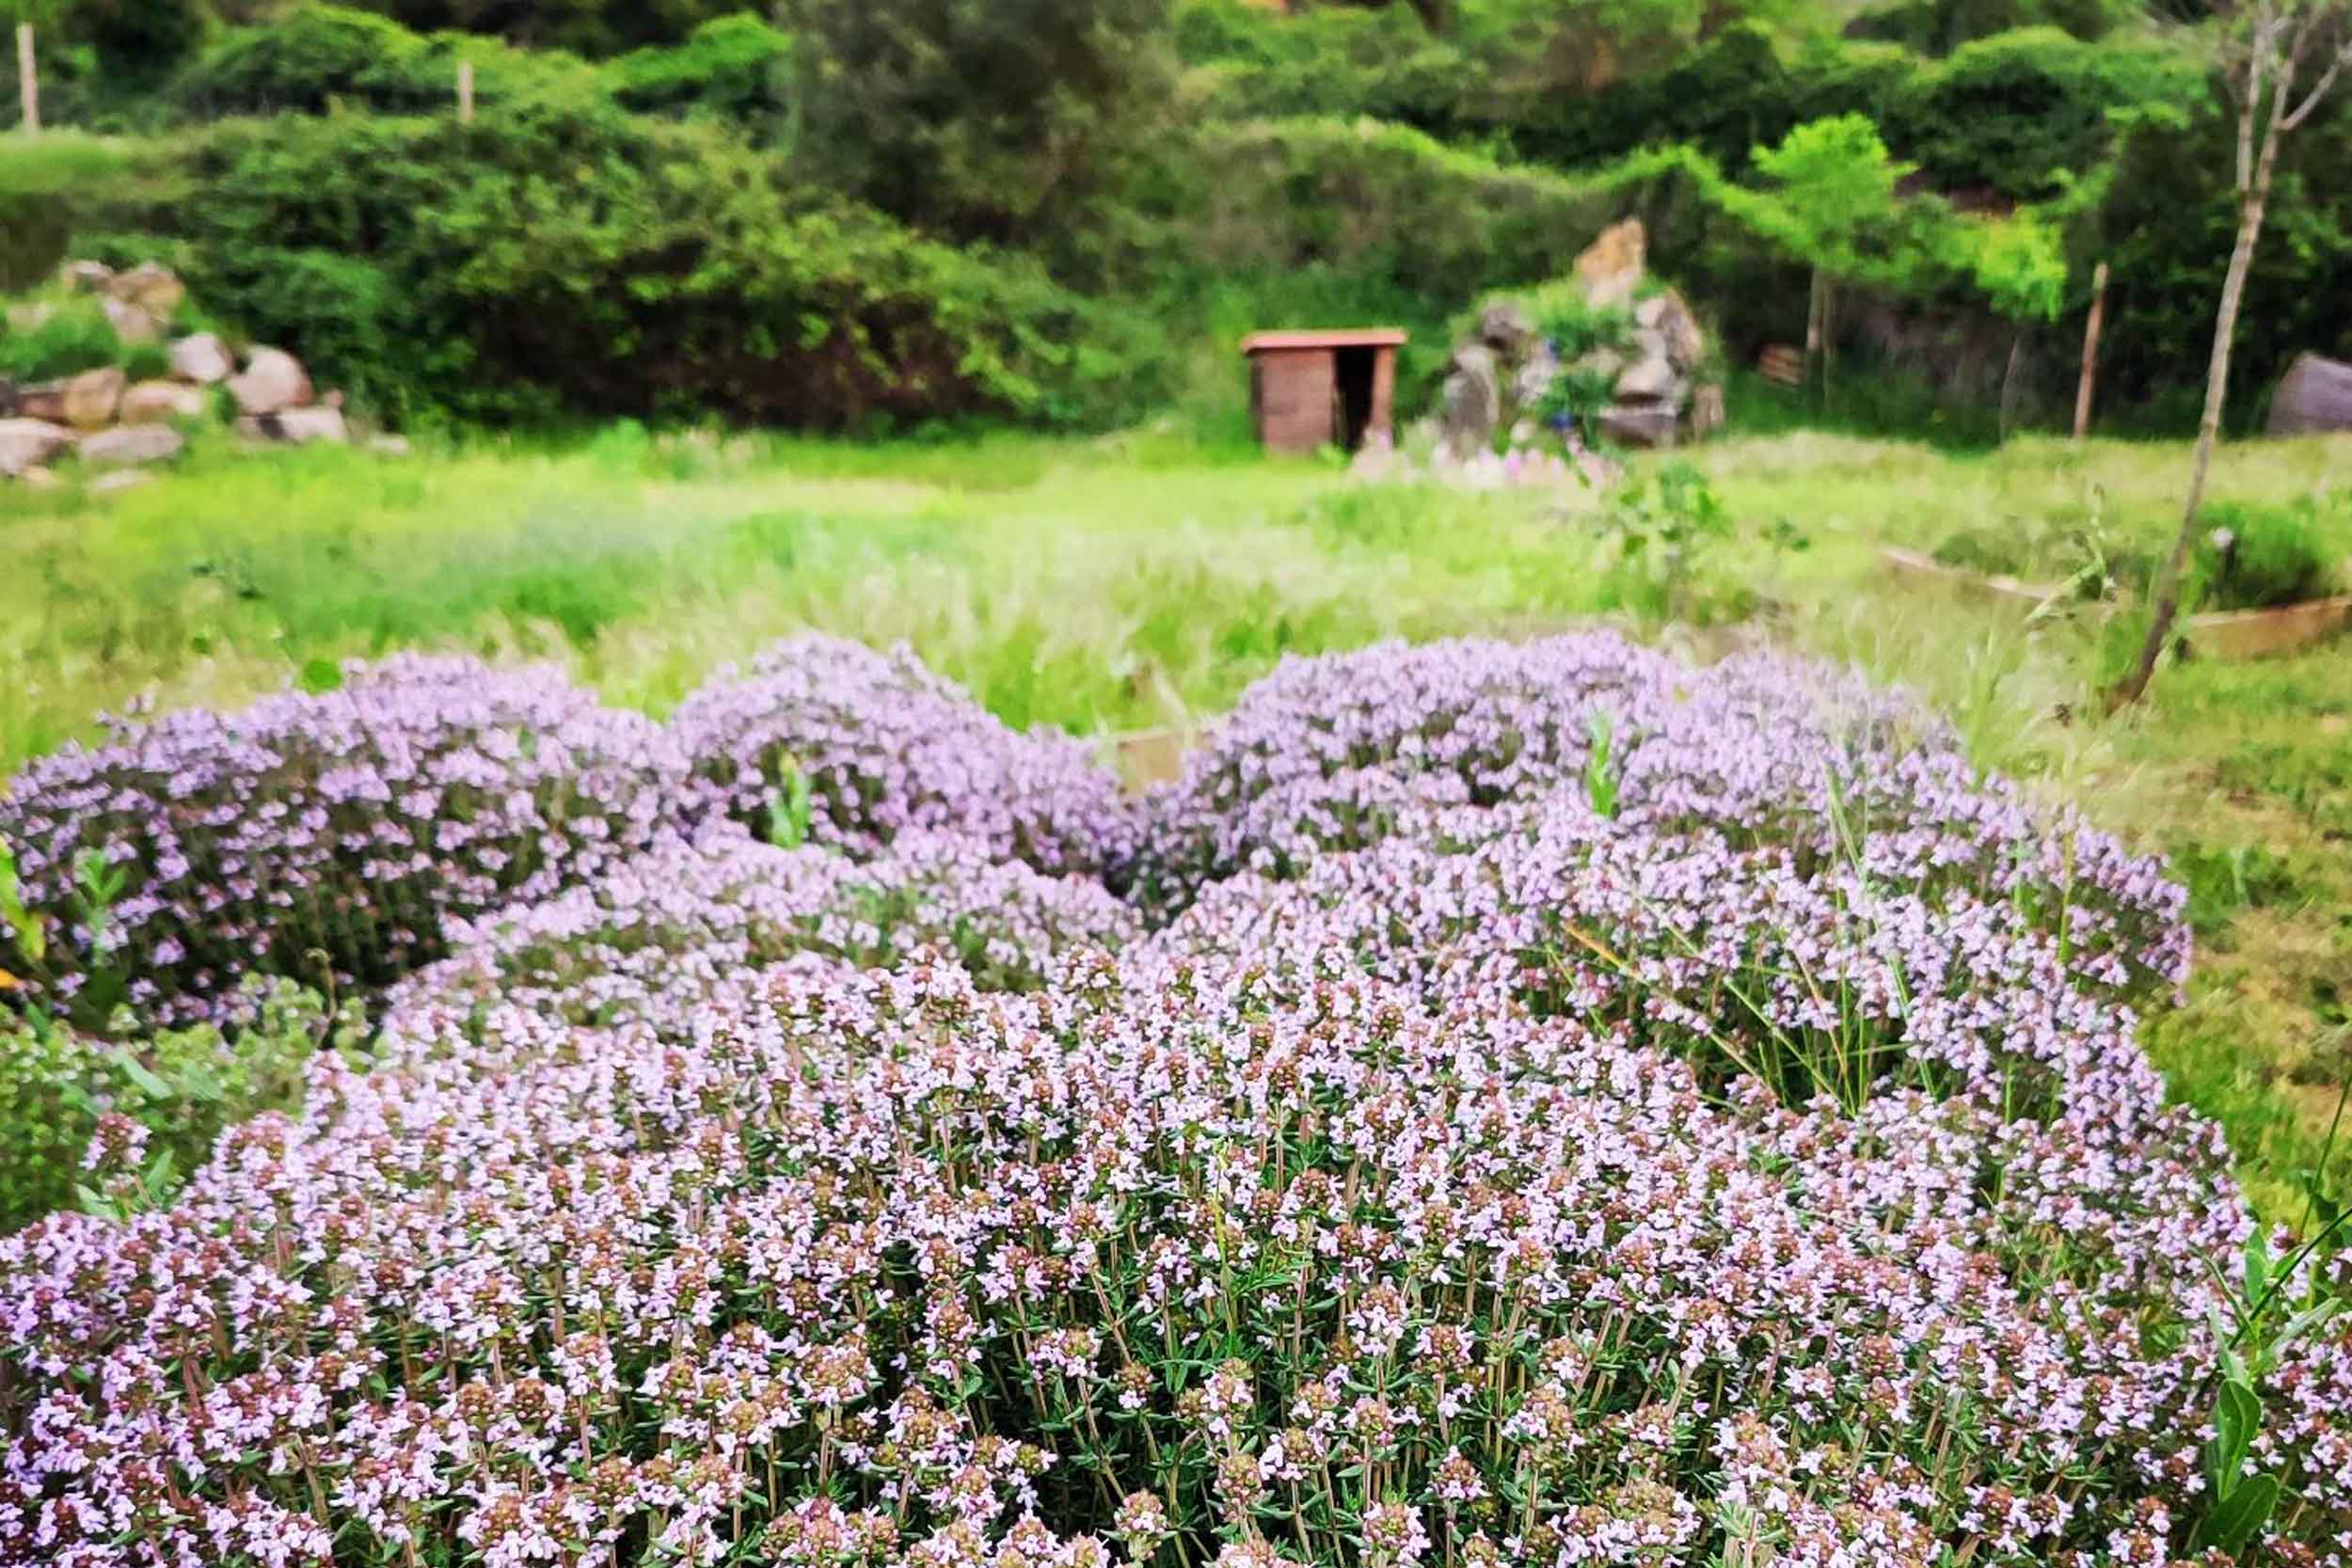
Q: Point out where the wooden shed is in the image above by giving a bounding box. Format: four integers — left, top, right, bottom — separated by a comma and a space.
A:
1241, 328, 1406, 455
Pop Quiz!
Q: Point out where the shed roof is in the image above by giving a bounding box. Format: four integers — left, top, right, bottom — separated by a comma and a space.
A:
1240, 328, 1408, 355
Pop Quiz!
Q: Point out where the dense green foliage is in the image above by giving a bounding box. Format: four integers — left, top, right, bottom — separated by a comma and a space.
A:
57, 92, 1170, 428
0, 981, 350, 1230
1846, 0, 2150, 55
784, 0, 1175, 256
608, 13, 792, 135
6, 0, 2348, 436
324, 0, 745, 56
2199, 499, 2344, 612
167, 5, 596, 117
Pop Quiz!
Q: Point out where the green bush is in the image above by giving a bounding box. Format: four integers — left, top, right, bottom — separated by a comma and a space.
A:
0, 293, 167, 382
1883, 29, 2198, 201
1493, 26, 1919, 177
0, 981, 354, 1231
168, 4, 597, 119
1186, 120, 1822, 366
1196, 119, 1638, 297
1176, 0, 1472, 131
785, 0, 1176, 256
1844, 0, 2145, 54
322, 0, 749, 56
2198, 500, 2341, 612
133, 95, 1172, 428
607, 13, 793, 137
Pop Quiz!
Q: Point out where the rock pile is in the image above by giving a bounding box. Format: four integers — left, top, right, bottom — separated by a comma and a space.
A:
1430, 218, 1724, 460
0, 261, 355, 489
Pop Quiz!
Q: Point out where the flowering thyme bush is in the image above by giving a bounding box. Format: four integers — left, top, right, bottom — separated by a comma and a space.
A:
1125, 637, 2187, 994
0, 657, 685, 1030
670, 635, 1135, 878
391, 826, 1139, 1021
3, 632, 2348, 1568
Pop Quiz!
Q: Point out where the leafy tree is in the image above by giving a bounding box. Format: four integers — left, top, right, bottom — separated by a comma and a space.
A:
785, 0, 1176, 256
2118, 0, 2352, 705
1750, 113, 1909, 385
1953, 210, 2067, 435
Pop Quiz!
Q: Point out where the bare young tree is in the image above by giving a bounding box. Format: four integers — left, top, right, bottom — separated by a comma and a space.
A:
2114, 0, 2352, 705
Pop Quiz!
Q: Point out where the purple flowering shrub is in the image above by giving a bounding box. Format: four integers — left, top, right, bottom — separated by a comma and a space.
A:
669, 635, 1136, 878
6, 947, 2349, 1567
1126, 637, 2187, 994
4, 632, 2348, 1568
389, 826, 1139, 1021
0, 657, 685, 1029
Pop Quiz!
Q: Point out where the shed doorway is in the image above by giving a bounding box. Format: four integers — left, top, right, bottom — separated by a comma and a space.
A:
1334, 345, 1378, 451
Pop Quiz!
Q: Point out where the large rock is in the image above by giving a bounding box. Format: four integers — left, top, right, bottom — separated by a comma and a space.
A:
1635, 289, 1706, 372
168, 332, 236, 386
80, 424, 186, 468
1576, 219, 1647, 309
1438, 343, 1502, 459
0, 418, 75, 476
103, 297, 161, 345
228, 348, 312, 416
2267, 353, 2352, 436
1513, 335, 1561, 413
58, 260, 115, 294
1477, 302, 1536, 357
15, 382, 67, 423
63, 367, 128, 431
109, 262, 186, 320
1599, 403, 1679, 449
244, 405, 350, 446
1614, 356, 1681, 403
121, 380, 212, 424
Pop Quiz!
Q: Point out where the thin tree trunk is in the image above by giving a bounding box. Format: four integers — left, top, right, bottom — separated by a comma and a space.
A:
2074, 261, 2109, 441
2116, 120, 2284, 705
15, 24, 34, 137
1821, 278, 1836, 404
1805, 267, 1826, 404
1999, 332, 2025, 443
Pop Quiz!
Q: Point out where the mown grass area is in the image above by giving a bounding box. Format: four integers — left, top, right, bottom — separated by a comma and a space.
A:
3, 421, 2347, 1218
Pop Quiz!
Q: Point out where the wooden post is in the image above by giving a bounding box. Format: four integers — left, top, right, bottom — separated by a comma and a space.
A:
1804, 268, 1825, 379
456, 59, 474, 124
2073, 261, 2109, 442
16, 24, 37, 137
1998, 332, 2025, 443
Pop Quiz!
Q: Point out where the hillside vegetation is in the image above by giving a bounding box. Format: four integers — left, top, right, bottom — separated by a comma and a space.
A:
5, 0, 2348, 437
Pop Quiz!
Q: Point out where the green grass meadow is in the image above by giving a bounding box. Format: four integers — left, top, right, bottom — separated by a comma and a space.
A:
4, 420, 2349, 1219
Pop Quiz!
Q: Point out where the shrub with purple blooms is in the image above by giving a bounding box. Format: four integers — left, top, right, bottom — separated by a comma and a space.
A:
0, 656, 685, 1029
669, 635, 1136, 878
392, 825, 1140, 1020
4, 632, 2348, 1568
1124, 637, 2188, 995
